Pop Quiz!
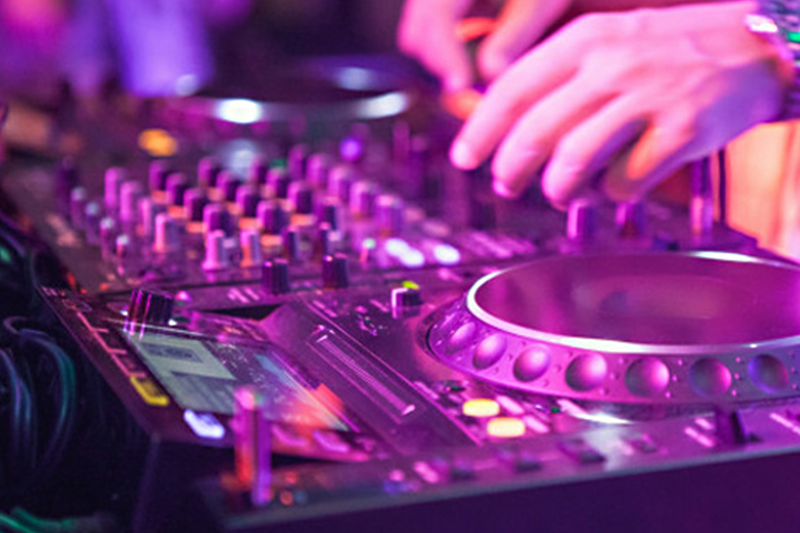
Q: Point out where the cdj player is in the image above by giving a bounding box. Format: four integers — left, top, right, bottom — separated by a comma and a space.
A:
4, 57, 800, 533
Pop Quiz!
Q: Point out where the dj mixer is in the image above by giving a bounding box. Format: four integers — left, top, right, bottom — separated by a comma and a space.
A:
5, 58, 800, 533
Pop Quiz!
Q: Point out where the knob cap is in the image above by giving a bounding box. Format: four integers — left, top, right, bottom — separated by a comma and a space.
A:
322, 253, 349, 289
126, 288, 174, 329
262, 258, 290, 294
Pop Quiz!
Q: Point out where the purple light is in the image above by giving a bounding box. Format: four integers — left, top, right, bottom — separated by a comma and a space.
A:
184, 409, 226, 440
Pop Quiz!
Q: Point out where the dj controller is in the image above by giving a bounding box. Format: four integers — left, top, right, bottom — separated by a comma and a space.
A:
5, 58, 800, 533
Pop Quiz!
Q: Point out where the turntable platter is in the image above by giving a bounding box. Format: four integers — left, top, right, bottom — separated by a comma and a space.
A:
428, 252, 800, 404
469, 252, 800, 347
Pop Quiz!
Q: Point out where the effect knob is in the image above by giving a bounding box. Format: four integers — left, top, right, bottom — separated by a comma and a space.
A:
126, 288, 174, 330
322, 253, 349, 289
262, 258, 290, 294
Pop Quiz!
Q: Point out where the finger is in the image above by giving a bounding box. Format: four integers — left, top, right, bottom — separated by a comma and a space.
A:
397, 0, 474, 91
603, 120, 700, 202
541, 95, 648, 208
427, 16, 475, 91
450, 19, 593, 170
488, 74, 617, 197
478, 0, 572, 81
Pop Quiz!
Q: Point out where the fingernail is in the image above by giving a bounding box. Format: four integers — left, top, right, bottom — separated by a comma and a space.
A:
450, 140, 479, 169
493, 180, 522, 198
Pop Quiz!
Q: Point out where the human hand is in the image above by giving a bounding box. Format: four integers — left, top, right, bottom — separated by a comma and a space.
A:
397, 0, 572, 92
449, 1, 791, 208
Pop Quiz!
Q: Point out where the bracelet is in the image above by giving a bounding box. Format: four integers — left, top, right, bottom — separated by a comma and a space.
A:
745, 0, 800, 120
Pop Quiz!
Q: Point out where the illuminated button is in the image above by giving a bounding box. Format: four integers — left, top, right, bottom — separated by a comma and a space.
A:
462, 398, 500, 418
473, 333, 507, 369
487, 417, 526, 439
129, 376, 169, 406
183, 410, 225, 440
312, 430, 351, 454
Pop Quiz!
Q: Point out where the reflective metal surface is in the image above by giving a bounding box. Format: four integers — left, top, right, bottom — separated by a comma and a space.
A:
468, 252, 800, 348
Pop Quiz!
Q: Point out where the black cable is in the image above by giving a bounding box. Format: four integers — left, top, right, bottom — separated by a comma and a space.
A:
17, 331, 77, 484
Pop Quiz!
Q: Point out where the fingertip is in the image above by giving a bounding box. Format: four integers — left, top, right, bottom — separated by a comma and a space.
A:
450, 139, 480, 169
493, 179, 524, 198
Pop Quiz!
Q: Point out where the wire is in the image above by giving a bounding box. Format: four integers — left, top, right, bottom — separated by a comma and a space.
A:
0, 514, 37, 533
17, 331, 77, 483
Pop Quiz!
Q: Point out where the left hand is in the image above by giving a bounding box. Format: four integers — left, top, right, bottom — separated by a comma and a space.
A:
449, 1, 791, 208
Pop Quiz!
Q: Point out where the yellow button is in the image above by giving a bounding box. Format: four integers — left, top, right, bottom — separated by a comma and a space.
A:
462, 398, 500, 418
487, 417, 526, 439
130, 376, 170, 407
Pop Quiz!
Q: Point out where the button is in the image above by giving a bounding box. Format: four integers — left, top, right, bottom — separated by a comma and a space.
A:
449, 322, 476, 351
449, 461, 476, 482
473, 334, 507, 370
487, 417, 526, 439
312, 430, 351, 454
513, 451, 543, 473
496, 395, 525, 416
462, 398, 500, 418
558, 438, 606, 464
513, 346, 552, 382
129, 376, 170, 406
628, 435, 659, 454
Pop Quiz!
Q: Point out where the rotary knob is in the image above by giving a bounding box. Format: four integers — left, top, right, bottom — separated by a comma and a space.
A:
125, 288, 174, 332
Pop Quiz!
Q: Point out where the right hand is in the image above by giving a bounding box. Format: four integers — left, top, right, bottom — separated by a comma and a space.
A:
397, 0, 572, 92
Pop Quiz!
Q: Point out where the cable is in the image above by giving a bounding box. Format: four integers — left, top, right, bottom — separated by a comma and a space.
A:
0, 514, 37, 533
17, 331, 77, 483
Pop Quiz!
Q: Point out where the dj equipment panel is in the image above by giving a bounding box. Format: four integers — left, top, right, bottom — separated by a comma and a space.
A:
4, 59, 800, 533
